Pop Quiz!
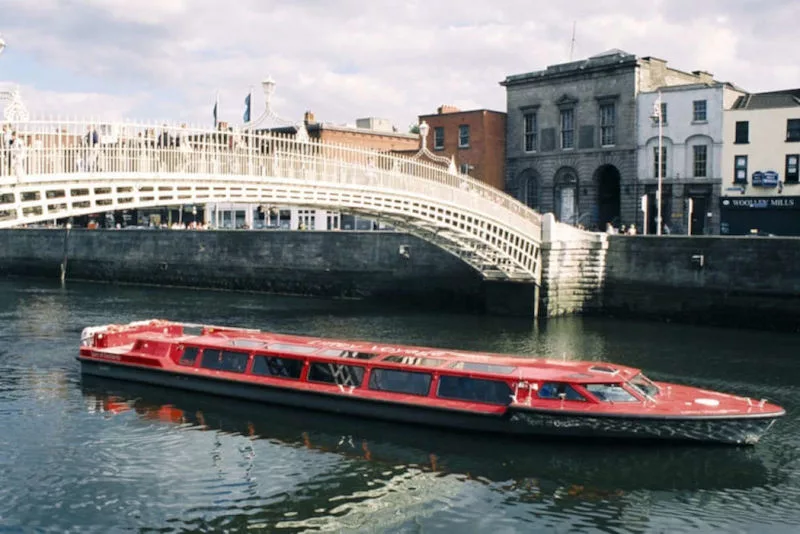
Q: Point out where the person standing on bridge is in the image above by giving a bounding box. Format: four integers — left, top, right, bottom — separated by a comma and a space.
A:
1, 124, 10, 178
11, 130, 26, 180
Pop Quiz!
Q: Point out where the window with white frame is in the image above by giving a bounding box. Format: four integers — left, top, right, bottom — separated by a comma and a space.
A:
786, 154, 799, 183
653, 102, 668, 125
434, 127, 444, 150
693, 145, 708, 177
693, 100, 707, 122
653, 146, 667, 178
734, 155, 748, 184
458, 125, 470, 148
523, 112, 537, 152
460, 163, 472, 175
560, 108, 574, 149
599, 103, 616, 146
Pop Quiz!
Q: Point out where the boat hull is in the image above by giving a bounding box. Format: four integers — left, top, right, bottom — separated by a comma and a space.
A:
79, 359, 778, 445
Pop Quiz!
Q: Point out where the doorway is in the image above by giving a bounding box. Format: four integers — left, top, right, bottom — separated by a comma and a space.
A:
595, 164, 621, 229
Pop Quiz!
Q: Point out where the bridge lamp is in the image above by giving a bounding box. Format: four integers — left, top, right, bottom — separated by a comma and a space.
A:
262, 77, 276, 109
418, 121, 429, 148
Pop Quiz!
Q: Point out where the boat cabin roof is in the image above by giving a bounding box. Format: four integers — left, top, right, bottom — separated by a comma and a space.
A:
153, 326, 643, 384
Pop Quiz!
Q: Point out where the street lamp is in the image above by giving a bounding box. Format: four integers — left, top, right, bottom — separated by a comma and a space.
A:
651, 92, 664, 236
261, 76, 276, 112
418, 120, 429, 148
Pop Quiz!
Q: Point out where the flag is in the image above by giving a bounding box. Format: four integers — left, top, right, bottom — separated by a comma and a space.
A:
243, 92, 252, 123
213, 93, 219, 128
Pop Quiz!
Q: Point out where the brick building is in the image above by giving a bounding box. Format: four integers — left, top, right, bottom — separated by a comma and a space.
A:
502, 49, 719, 230
414, 106, 507, 190
272, 111, 418, 152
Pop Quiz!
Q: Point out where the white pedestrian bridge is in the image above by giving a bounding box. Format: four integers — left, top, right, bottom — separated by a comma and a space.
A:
0, 119, 544, 282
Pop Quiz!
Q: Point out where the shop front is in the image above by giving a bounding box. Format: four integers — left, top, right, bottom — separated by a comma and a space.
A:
720, 196, 800, 236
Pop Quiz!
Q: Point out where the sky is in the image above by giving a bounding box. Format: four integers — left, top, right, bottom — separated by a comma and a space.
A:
1, 0, 798, 131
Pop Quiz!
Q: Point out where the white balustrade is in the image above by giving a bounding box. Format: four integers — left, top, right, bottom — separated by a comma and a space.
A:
0, 118, 543, 281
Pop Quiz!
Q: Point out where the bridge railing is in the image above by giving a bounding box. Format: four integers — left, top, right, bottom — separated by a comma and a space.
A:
0, 118, 541, 231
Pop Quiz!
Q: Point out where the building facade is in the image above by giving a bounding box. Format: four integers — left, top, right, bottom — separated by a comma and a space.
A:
637, 82, 745, 234
502, 49, 721, 230
416, 106, 507, 190
720, 89, 800, 235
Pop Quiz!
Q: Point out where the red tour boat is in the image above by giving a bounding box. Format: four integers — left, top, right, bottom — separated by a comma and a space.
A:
78, 320, 785, 445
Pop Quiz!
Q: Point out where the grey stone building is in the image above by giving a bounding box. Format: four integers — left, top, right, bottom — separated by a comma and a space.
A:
502, 49, 715, 230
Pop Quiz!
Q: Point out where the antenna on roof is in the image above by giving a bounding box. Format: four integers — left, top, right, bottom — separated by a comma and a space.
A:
569, 21, 577, 61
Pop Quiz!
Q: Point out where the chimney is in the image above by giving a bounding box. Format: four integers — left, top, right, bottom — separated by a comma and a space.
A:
437, 105, 461, 115
304, 110, 316, 125
692, 70, 714, 84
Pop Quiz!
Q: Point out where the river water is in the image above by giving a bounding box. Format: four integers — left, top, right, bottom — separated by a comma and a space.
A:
1, 277, 799, 533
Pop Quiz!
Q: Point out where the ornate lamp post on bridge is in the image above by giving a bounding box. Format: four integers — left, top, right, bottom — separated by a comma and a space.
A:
651, 92, 664, 236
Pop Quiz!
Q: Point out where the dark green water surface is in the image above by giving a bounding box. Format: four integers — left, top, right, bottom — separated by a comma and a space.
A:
1, 278, 799, 533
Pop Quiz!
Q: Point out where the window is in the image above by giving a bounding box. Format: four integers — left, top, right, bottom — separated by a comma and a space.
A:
560, 108, 574, 149
599, 103, 616, 146
585, 383, 639, 402
653, 146, 667, 178
734, 155, 748, 184
179, 346, 199, 366
433, 127, 444, 150
523, 112, 538, 152
437, 375, 512, 405
693, 145, 708, 177
735, 121, 749, 144
788, 119, 800, 142
369, 368, 432, 396
537, 382, 586, 401
307, 362, 365, 387
252, 355, 304, 379
449, 361, 517, 374
460, 163, 471, 175
382, 355, 444, 367
267, 343, 318, 355
458, 125, 470, 148
200, 349, 249, 373
693, 100, 707, 122
316, 349, 377, 359
787, 154, 799, 183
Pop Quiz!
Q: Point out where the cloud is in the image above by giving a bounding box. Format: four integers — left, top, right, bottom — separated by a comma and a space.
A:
1, 0, 798, 130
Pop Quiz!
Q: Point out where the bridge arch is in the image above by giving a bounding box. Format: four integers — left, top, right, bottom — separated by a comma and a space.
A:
0, 119, 545, 282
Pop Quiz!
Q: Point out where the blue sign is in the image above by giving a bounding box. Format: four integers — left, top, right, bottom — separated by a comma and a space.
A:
752, 170, 779, 187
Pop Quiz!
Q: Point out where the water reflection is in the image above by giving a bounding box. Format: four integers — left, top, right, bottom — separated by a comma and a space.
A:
80, 375, 778, 495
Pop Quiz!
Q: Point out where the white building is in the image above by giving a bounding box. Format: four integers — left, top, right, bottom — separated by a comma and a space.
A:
637, 81, 745, 234
720, 89, 800, 235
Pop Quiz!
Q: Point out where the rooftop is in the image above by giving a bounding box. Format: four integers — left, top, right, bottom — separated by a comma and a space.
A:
501, 49, 638, 86
732, 89, 800, 110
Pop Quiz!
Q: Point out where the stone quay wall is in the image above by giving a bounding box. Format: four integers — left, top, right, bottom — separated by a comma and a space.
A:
600, 235, 800, 331
0, 229, 490, 311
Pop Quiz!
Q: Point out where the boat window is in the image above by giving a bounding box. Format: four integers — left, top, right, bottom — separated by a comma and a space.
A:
537, 382, 586, 402
585, 383, 639, 402
267, 343, 318, 355
178, 346, 199, 366
437, 375, 512, 405
628, 373, 660, 397
251, 355, 304, 379
589, 365, 619, 375
369, 369, 432, 396
200, 349, 249, 373
383, 355, 444, 367
308, 363, 365, 387
450, 361, 517, 375
230, 339, 267, 349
